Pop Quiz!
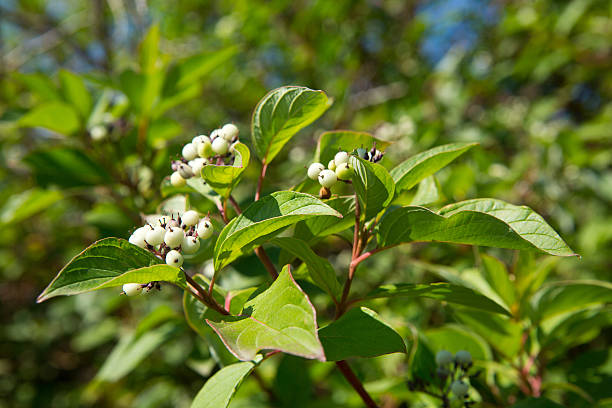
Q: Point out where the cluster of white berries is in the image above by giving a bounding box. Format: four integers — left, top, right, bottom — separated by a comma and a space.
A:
123, 210, 214, 297
170, 123, 240, 187
307, 150, 354, 189
435, 350, 473, 398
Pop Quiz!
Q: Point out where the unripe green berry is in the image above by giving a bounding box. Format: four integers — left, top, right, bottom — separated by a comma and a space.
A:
165, 250, 184, 267
198, 140, 214, 158
334, 151, 349, 165
182, 143, 198, 161
307, 163, 325, 180
435, 350, 453, 366
170, 171, 186, 187
145, 225, 165, 246
318, 169, 337, 188
182, 235, 200, 254
164, 226, 184, 248
197, 218, 213, 239
182, 210, 200, 227
129, 227, 148, 248
222, 123, 239, 141
122, 283, 142, 296
455, 350, 472, 365
335, 162, 354, 180
327, 159, 336, 171
212, 138, 229, 155
450, 380, 469, 397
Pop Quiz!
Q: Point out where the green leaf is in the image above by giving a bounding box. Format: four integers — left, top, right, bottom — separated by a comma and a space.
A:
365, 282, 511, 316
453, 309, 522, 358
19, 101, 81, 135
410, 176, 441, 206
166, 47, 239, 92
213, 191, 341, 270
480, 254, 516, 309
251, 86, 331, 164
425, 324, 491, 361
207, 266, 325, 361
509, 397, 565, 408
139, 24, 160, 75
59, 70, 91, 118
201, 143, 250, 198
191, 361, 258, 408
37, 238, 186, 302
294, 196, 355, 242
533, 280, 612, 322
185, 178, 222, 206
390, 142, 478, 193
0, 188, 63, 224
95, 307, 181, 383
270, 237, 341, 300
314, 130, 391, 166
15, 72, 61, 101
319, 307, 406, 361
119, 69, 163, 115
24, 147, 111, 188
350, 156, 395, 221
377, 199, 576, 257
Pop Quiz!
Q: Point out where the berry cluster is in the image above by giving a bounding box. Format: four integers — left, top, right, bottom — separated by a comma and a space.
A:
170, 123, 240, 187
307, 150, 354, 190
123, 210, 214, 297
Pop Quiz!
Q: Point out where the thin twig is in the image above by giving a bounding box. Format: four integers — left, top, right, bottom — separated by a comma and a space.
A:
229, 195, 242, 214
251, 370, 278, 402
255, 161, 268, 201
185, 273, 229, 315
255, 247, 279, 279
335, 361, 378, 408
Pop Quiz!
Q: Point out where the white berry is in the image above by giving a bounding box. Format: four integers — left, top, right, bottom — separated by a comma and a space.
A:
451, 380, 469, 397
170, 171, 186, 187
435, 350, 453, 366
164, 226, 184, 248
190, 158, 206, 175
455, 350, 472, 365
128, 227, 148, 248
182, 210, 200, 227
182, 143, 198, 161
182, 235, 200, 254
197, 218, 213, 239
212, 138, 229, 155
318, 169, 337, 188
177, 163, 193, 179
122, 283, 142, 296
165, 250, 184, 267
145, 225, 165, 246
334, 151, 349, 165
222, 123, 239, 141
90, 125, 107, 141
327, 159, 336, 171
210, 129, 221, 140
307, 163, 325, 180
192, 135, 210, 147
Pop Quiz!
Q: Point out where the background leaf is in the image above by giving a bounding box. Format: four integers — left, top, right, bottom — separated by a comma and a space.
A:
425, 324, 492, 361
377, 200, 576, 256
58, 70, 91, 118
319, 307, 406, 361
533, 280, 612, 322
37, 238, 185, 302
251, 86, 330, 164
0, 188, 63, 224
213, 191, 341, 270
19, 101, 81, 135
390, 142, 478, 193
207, 266, 325, 361
314, 130, 391, 165
365, 282, 511, 316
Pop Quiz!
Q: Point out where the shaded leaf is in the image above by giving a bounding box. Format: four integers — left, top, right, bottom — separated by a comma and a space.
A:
319, 307, 406, 361
270, 237, 341, 301
509, 397, 564, 408
191, 360, 258, 408
251, 86, 330, 164
294, 195, 355, 242
365, 282, 511, 316
350, 156, 395, 221
201, 143, 250, 198
0, 188, 63, 224
207, 266, 325, 361
453, 309, 522, 358
533, 280, 612, 322
425, 324, 491, 360
213, 191, 341, 270
19, 101, 81, 135
377, 199, 576, 257
481, 254, 516, 309
37, 238, 185, 302
390, 143, 477, 193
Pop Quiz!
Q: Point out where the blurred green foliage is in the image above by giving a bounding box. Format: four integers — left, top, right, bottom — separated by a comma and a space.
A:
0, 0, 610, 407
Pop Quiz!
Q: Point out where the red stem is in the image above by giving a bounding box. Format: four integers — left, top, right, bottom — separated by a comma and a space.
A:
335, 361, 378, 408
255, 161, 268, 201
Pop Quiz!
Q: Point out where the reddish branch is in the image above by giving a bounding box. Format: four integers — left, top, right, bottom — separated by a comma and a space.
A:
335, 361, 378, 408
